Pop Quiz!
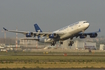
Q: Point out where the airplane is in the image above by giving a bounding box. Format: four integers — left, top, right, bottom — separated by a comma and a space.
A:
3, 21, 101, 46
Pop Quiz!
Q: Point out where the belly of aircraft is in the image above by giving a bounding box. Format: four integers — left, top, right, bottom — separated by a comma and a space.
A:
60, 26, 88, 40
60, 28, 81, 40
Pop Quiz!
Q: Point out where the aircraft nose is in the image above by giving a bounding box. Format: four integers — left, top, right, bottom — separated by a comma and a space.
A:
87, 23, 89, 26
85, 23, 90, 27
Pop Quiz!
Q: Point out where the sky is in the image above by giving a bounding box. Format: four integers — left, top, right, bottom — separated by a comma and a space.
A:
0, 0, 105, 38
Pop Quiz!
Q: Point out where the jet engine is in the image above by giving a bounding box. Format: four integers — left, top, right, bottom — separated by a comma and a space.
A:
80, 34, 87, 38
49, 33, 59, 38
90, 33, 97, 38
26, 32, 33, 37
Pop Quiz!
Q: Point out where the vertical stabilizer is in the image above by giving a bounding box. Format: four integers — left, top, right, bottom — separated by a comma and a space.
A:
34, 24, 42, 32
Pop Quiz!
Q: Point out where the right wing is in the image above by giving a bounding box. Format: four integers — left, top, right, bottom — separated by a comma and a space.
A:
74, 28, 101, 38
78, 28, 101, 36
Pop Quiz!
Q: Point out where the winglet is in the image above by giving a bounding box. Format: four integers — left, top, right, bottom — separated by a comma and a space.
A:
98, 28, 101, 32
3, 27, 8, 31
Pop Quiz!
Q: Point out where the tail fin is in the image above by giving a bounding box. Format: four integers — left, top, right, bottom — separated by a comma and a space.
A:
34, 24, 42, 32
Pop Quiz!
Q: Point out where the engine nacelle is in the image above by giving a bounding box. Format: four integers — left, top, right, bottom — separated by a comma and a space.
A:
90, 33, 97, 38
80, 34, 87, 39
49, 33, 58, 38
26, 32, 33, 37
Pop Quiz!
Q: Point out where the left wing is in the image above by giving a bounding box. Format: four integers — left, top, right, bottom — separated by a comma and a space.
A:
3, 27, 28, 34
3, 27, 64, 37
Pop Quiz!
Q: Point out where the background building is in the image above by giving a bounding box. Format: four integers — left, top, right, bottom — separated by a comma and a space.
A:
20, 38, 97, 50
100, 44, 105, 50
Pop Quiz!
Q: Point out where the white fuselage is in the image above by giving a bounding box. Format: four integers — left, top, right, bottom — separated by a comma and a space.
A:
40, 21, 90, 43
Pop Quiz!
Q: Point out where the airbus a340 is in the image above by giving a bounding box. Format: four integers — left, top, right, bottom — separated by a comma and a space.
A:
3, 21, 100, 46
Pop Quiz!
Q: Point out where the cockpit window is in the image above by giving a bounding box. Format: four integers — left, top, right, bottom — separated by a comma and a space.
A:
83, 21, 87, 23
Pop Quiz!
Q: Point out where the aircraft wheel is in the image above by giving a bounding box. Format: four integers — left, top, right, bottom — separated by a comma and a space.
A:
60, 42, 63, 44
51, 41, 56, 46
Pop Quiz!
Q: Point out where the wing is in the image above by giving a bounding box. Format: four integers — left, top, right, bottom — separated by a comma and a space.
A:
76, 29, 101, 38
3, 27, 64, 37
3, 27, 28, 34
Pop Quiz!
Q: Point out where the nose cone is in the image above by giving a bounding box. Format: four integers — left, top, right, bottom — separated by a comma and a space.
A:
85, 23, 90, 27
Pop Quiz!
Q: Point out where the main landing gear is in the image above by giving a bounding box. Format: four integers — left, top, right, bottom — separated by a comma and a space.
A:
51, 40, 74, 46
51, 41, 63, 46
68, 41, 74, 46
60, 41, 63, 44
51, 41, 56, 46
